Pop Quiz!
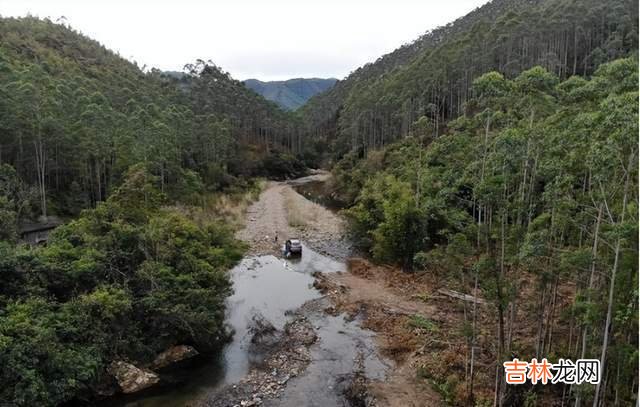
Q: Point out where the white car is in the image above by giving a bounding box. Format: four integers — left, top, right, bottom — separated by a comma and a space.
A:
285, 239, 302, 255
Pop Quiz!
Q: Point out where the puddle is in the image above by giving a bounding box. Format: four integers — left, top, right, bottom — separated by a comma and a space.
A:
292, 180, 343, 212
115, 244, 383, 407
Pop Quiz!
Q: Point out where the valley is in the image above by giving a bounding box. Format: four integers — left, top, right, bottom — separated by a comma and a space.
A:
244, 78, 338, 111
116, 172, 554, 407
0, 0, 637, 406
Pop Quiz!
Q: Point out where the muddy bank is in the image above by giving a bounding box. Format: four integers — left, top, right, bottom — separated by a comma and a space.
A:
315, 259, 447, 407
265, 297, 387, 407
200, 295, 387, 407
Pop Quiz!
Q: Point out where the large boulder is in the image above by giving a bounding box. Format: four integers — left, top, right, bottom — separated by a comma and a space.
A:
108, 361, 160, 394
151, 345, 199, 370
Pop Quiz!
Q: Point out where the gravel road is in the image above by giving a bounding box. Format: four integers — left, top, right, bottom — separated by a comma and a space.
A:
236, 171, 350, 259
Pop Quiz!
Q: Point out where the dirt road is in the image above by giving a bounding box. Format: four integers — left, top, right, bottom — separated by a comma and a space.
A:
236, 171, 348, 258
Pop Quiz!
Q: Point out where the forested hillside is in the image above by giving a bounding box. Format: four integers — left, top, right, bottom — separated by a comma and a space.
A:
0, 17, 303, 221
0, 16, 295, 406
314, 0, 640, 401
334, 57, 638, 405
300, 0, 638, 156
244, 77, 337, 110
296, 0, 638, 405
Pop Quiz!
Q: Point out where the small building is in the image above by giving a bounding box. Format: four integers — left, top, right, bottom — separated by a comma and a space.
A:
19, 218, 62, 245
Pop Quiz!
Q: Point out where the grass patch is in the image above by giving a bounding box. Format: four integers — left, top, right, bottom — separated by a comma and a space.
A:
286, 194, 308, 227
407, 314, 438, 332
283, 188, 323, 229
171, 178, 266, 230
429, 374, 460, 405
411, 292, 431, 303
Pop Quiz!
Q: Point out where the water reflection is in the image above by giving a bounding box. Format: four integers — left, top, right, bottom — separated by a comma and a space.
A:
115, 245, 344, 407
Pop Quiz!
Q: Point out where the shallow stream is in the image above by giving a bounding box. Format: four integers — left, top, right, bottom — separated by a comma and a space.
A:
114, 243, 387, 407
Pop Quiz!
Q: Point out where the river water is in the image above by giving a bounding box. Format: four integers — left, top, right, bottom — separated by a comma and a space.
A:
290, 179, 343, 211
114, 243, 387, 407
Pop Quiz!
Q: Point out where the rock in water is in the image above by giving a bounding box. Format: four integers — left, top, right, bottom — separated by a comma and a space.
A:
108, 361, 160, 394
151, 345, 199, 370
248, 313, 277, 344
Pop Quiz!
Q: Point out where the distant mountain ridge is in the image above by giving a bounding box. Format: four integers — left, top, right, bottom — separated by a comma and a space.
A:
244, 77, 337, 110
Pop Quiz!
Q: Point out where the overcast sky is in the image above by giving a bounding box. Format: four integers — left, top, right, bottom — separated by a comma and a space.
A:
1, 0, 488, 81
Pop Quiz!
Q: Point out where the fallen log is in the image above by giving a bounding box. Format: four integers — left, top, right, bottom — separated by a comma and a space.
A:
437, 288, 487, 304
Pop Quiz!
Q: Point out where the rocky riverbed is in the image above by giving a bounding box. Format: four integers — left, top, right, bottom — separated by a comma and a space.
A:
114, 174, 389, 407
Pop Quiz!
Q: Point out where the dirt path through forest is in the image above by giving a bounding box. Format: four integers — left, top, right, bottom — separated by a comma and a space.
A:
236, 170, 346, 257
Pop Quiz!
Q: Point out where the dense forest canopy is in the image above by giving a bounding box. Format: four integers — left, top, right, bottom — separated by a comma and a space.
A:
300, 0, 638, 157
0, 0, 638, 405
0, 164, 245, 405
303, 0, 638, 404
0, 15, 297, 406
335, 57, 638, 405
0, 16, 307, 221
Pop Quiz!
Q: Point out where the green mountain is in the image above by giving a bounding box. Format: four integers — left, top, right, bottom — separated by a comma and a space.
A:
0, 16, 305, 407
0, 1, 637, 406
244, 77, 337, 110
301, 0, 638, 406
300, 0, 638, 156
333, 56, 638, 406
0, 17, 301, 216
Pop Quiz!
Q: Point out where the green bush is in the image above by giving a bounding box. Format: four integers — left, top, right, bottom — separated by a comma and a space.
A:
407, 314, 439, 332
0, 167, 244, 405
256, 151, 307, 180
344, 174, 426, 270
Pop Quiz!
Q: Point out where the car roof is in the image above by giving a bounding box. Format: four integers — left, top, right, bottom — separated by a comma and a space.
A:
289, 239, 301, 243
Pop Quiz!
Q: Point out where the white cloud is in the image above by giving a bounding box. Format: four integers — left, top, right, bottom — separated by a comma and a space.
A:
1, 0, 488, 81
